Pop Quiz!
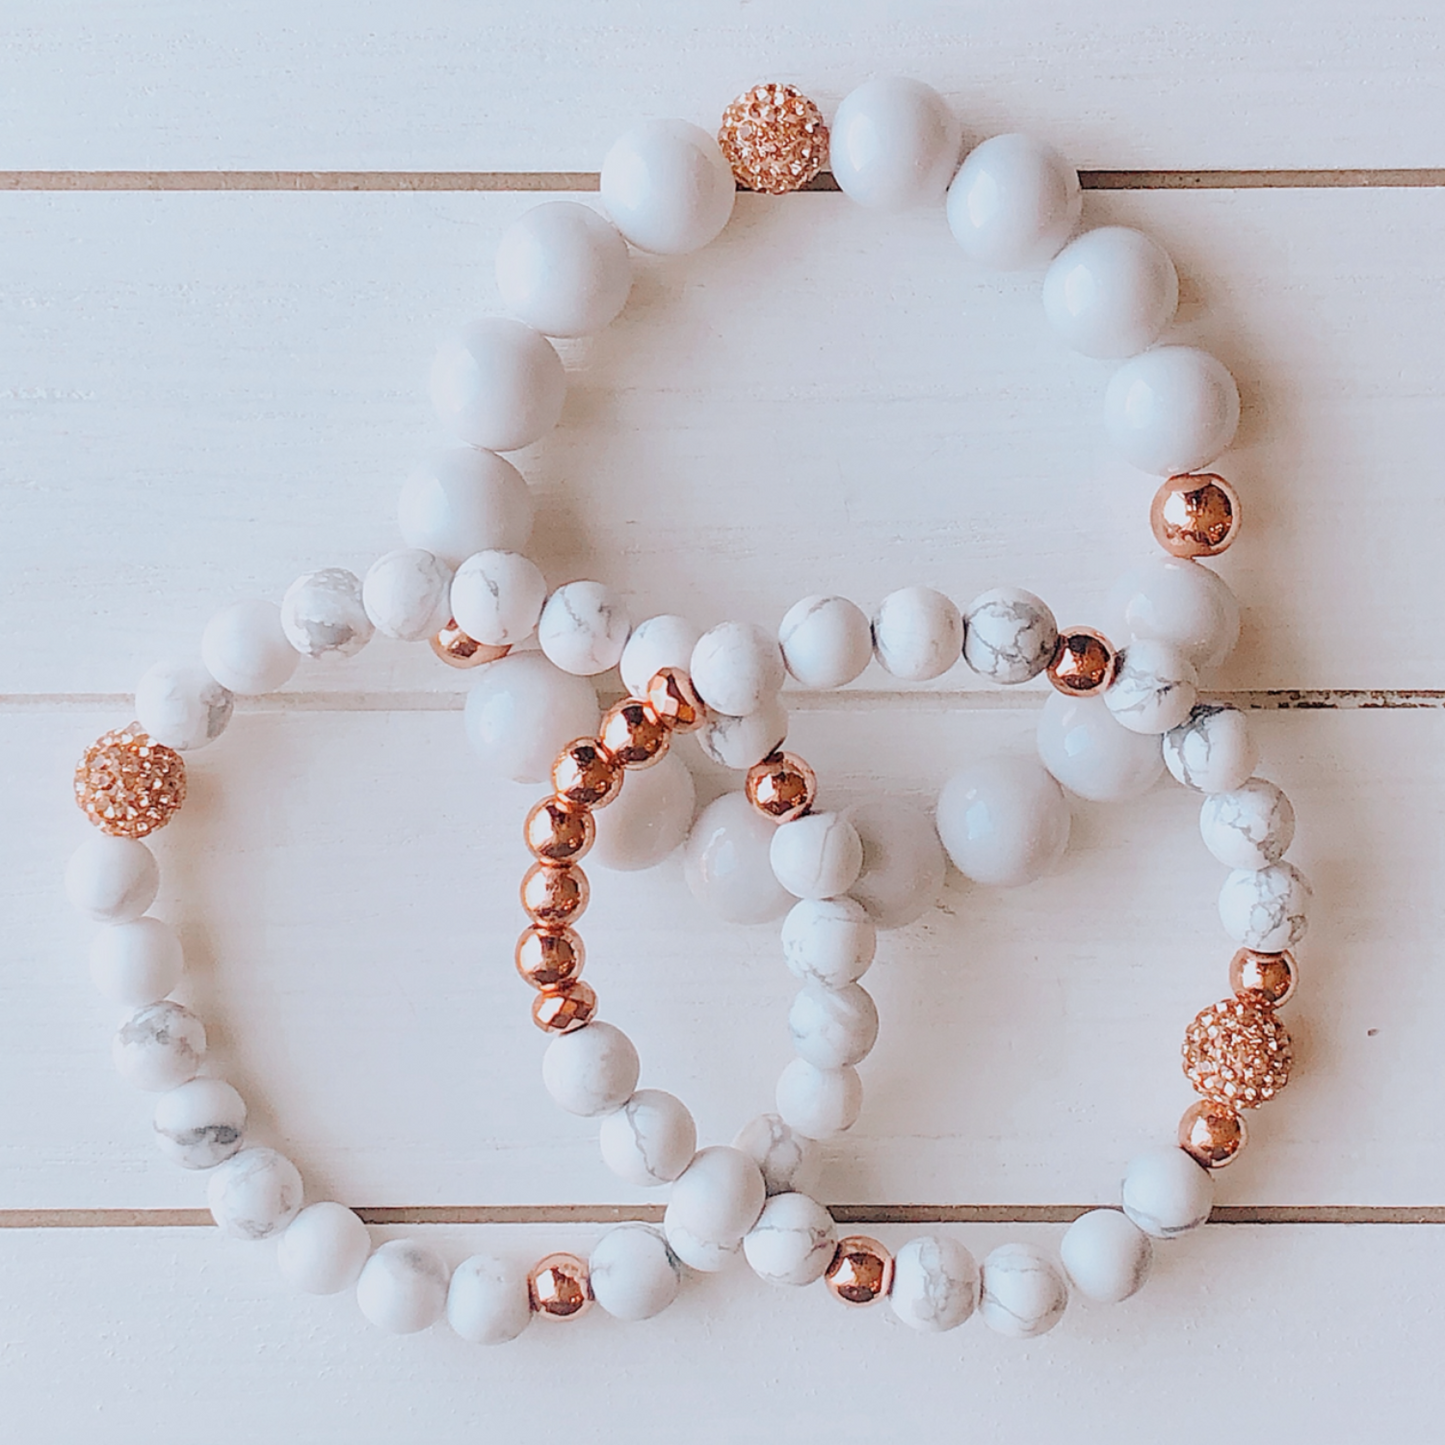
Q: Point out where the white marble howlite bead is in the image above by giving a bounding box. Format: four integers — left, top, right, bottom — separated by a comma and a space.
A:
732, 1113, 822, 1197
1163, 704, 1259, 794
589, 1225, 680, 1321
280, 568, 373, 660
66, 835, 159, 923
829, 76, 961, 210
695, 695, 790, 771
778, 595, 873, 690
666, 1146, 766, 1246
690, 621, 785, 718
1042, 226, 1179, 359
1200, 778, 1296, 871
153, 1077, 246, 1169
978, 1243, 1069, 1339
937, 756, 1070, 887
600, 119, 736, 255
845, 797, 946, 930
495, 200, 632, 337
430, 317, 566, 453
781, 897, 877, 988
1105, 556, 1241, 673
1060, 1208, 1152, 1303
1219, 861, 1311, 952
662, 1218, 743, 1274
207, 1146, 303, 1240
788, 982, 879, 1069
775, 1058, 863, 1140
946, 134, 1081, 270
1122, 1147, 1214, 1238
356, 1239, 450, 1335
1104, 345, 1241, 476
619, 614, 702, 697
537, 580, 631, 676
1104, 639, 1199, 735
592, 750, 696, 872
1037, 692, 1164, 802
201, 599, 298, 695
90, 915, 183, 1007
961, 587, 1059, 684
449, 549, 547, 647
683, 792, 794, 925
889, 1236, 979, 1332
362, 548, 453, 642
447, 1254, 533, 1345
134, 660, 233, 751
743, 1192, 837, 1287
598, 1088, 697, 1187
113, 1000, 206, 1092
871, 586, 963, 681
541, 1021, 640, 1117
277, 1202, 371, 1295
769, 811, 864, 901
463, 651, 600, 785
397, 447, 535, 567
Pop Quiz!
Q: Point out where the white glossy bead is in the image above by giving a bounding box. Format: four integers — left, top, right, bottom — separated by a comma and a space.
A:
598, 1088, 697, 1187
90, 915, 183, 1007
1200, 778, 1295, 870
778, 595, 872, 689
683, 792, 793, 924
462, 651, 600, 785
541, 1020, 640, 1117
280, 567, 373, 660
449, 549, 547, 647
66, 835, 159, 923
781, 897, 877, 988
201, 599, 298, 695
356, 1239, 449, 1334
769, 811, 864, 901
1105, 556, 1241, 672
666, 1146, 766, 1245
946, 134, 1080, 269
207, 1146, 303, 1240
1104, 345, 1241, 476
889, 1236, 979, 1332
696, 695, 789, 771
619, 613, 701, 698
788, 982, 879, 1069
829, 76, 960, 211
362, 548, 452, 642
979, 1243, 1069, 1338
495, 201, 632, 337
589, 1225, 680, 1321
592, 750, 695, 872
732, 1113, 822, 1197
600, 119, 735, 254
1121, 1147, 1214, 1238
775, 1058, 862, 1139
871, 586, 962, 681
743, 1192, 837, 1287
1105, 639, 1198, 735
1219, 861, 1311, 952
936, 756, 1070, 887
447, 1254, 532, 1344
690, 621, 785, 717
537, 580, 631, 676
1164, 704, 1258, 793
845, 798, 946, 929
1043, 226, 1179, 359
153, 1076, 246, 1169
277, 1202, 370, 1295
135, 660, 233, 751
430, 317, 565, 453
961, 587, 1058, 684
397, 447, 535, 567
113, 1000, 206, 1091
1037, 692, 1165, 802
1060, 1208, 1152, 1303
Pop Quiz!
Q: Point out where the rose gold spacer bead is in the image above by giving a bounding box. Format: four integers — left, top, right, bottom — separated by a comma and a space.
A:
718, 82, 829, 195
598, 698, 671, 769
645, 667, 707, 733
1179, 1099, 1249, 1169
1150, 474, 1242, 558
521, 862, 590, 928
524, 796, 596, 865
745, 751, 818, 823
1047, 628, 1117, 697
74, 724, 187, 839
1182, 995, 1293, 1110
515, 927, 585, 990
430, 618, 510, 669
532, 980, 598, 1034
824, 1236, 894, 1306
1229, 948, 1299, 1008
528, 1252, 593, 1319
552, 738, 624, 810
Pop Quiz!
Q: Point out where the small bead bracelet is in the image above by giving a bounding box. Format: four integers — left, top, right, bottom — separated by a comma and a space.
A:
63, 77, 1308, 1344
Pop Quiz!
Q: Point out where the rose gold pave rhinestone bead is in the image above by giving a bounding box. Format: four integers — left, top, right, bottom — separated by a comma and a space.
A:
552, 739, 624, 810
515, 927, 585, 990
1179, 1099, 1249, 1169
645, 667, 707, 733
598, 698, 670, 769
521, 862, 590, 929
532, 981, 598, 1034
745, 751, 818, 823
528, 1253, 593, 1319
1229, 948, 1299, 1008
430, 618, 510, 669
1150, 474, 1242, 558
74, 724, 187, 839
524, 796, 596, 865
824, 1237, 894, 1306
1046, 628, 1117, 697
1183, 996, 1293, 1109
718, 82, 829, 195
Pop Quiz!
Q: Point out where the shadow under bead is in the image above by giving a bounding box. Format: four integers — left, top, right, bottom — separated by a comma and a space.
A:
74, 724, 187, 839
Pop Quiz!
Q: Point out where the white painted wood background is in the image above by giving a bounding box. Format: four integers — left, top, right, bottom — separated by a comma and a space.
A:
3, 3, 1443, 1440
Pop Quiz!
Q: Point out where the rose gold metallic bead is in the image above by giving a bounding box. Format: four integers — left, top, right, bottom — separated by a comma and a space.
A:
718, 82, 828, 195
1179, 1099, 1249, 1169
515, 926, 585, 990
1229, 948, 1299, 1008
430, 618, 510, 669
1150, 474, 1241, 558
528, 1252, 593, 1319
1183, 995, 1293, 1109
552, 738, 624, 810
824, 1236, 894, 1306
745, 751, 818, 823
1047, 628, 1117, 697
532, 980, 598, 1034
599, 698, 670, 769
74, 724, 187, 839
521, 862, 590, 928
524, 796, 596, 865
645, 667, 707, 733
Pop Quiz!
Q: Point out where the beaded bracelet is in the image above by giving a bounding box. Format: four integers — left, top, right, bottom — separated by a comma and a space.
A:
62, 76, 1308, 1344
